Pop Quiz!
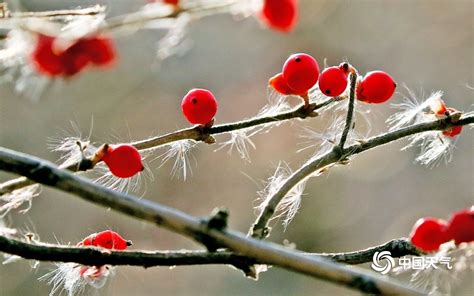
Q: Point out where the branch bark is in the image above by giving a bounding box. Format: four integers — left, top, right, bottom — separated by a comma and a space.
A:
0, 235, 419, 268
0, 147, 422, 295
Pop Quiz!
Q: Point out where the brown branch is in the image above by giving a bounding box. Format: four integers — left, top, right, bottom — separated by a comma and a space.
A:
3, 5, 105, 19
0, 147, 422, 295
0, 235, 419, 269
338, 73, 357, 149
0, 98, 335, 196
250, 114, 474, 239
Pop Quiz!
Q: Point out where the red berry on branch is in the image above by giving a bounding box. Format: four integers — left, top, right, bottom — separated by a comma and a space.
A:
78, 230, 132, 250
260, 0, 298, 32
81, 37, 116, 66
442, 125, 463, 137
102, 145, 144, 178
445, 208, 474, 245
163, 0, 179, 5
181, 88, 218, 125
356, 71, 396, 104
410, 217, 449, 252
268, 72, 297, 95
282, 53, 319, 95
31, 35, 64, 77
318, 66, 348, 97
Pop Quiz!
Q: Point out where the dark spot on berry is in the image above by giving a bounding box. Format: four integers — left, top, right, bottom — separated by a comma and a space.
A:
295, 57, 301, 62
325, 89, 331, 95
342, 63, 349, 70
191, 98, 198, 104
393, 83, 397, 88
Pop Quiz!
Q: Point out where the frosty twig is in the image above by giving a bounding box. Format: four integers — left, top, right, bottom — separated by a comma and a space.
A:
0, 98, 335, 196
250, 113, 474, 239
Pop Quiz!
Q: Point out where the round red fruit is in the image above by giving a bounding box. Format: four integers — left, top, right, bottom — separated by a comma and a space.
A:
282, 53, 319, 95
82, 37, 116, 66
78, 230, 131, 250
181, 88, 218, 125
445, 208, 474, 245
102, 145, 144, 178
260, 0, 298, 32
357, 71, 396, 104
442, 125, 463, 138
318, 66, 348, 97
269, 72, 297, 95
31, 35, 64, 76
410, 217, 449, 252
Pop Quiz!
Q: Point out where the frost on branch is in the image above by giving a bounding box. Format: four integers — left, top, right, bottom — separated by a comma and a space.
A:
153, 139, 197, 180
215, 88, 293, 162
40, 263, 114, 296
0, 185, 41, 217
387, 90, 467, 167
255, 162, 307, 229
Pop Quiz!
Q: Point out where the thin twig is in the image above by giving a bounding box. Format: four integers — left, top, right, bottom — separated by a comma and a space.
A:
5, 5, 105, 18
0, 98, 335, 195
0, 235, 419, 269
250, 114, 474, 239
338, 74, 357, 149
0, 147, 423, 295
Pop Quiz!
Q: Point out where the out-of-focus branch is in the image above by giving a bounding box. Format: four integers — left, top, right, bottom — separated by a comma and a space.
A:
0, 147, 423, 295
250, 114, 474, 239
2, 5, 105, 19
0, 235, 419, 269
0, 98, 335, 196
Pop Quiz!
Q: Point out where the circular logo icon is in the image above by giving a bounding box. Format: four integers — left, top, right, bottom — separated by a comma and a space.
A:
371, 251, 395, 275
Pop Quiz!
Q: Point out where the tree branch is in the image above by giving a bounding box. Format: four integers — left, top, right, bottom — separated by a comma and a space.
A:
250, 114, 474, 239
7, 5, 106, 18
0, 98, 335, 196
0, 147, 422, 295
0, 235, 419, 269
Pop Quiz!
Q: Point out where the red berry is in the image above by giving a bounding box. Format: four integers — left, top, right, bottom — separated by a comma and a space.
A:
442, 125, 463, 137
81, 37, 116, 66
163, 0, 179, 5
268, 72, 297, 95
356, 71, 396, 104
445, 208, 474, 244
318, 66, 348, 97
102, 145, 144, 178
181, 88, 218, 125
260, 0, 298, 32
60, 42, 91, 77
410, 217, 449, 252
282, 53, 319, 95
78, 230, 131, 250
31, 35, 64, 76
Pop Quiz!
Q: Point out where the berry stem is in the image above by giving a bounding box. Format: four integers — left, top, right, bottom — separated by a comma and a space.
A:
338, 73, 357, 150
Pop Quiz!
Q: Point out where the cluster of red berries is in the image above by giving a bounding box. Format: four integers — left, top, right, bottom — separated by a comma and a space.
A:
101, 144, 144, 178
78, 230, 131, 250
428, 97, 464, 137
31, 34, 116, 77
410, 207, 474, 252
260, 0, 298, 32
269, 53, 397, 105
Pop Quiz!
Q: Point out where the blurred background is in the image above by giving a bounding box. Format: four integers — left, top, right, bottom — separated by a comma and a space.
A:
0, 0, 473, 295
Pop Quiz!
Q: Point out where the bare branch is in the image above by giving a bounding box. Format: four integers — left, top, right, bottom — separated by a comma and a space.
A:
0, 235, 419, 269
250, 114, 474, 239
0, 147, 422, 295
0, 98, 335, 196
8, 5, 106, 19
